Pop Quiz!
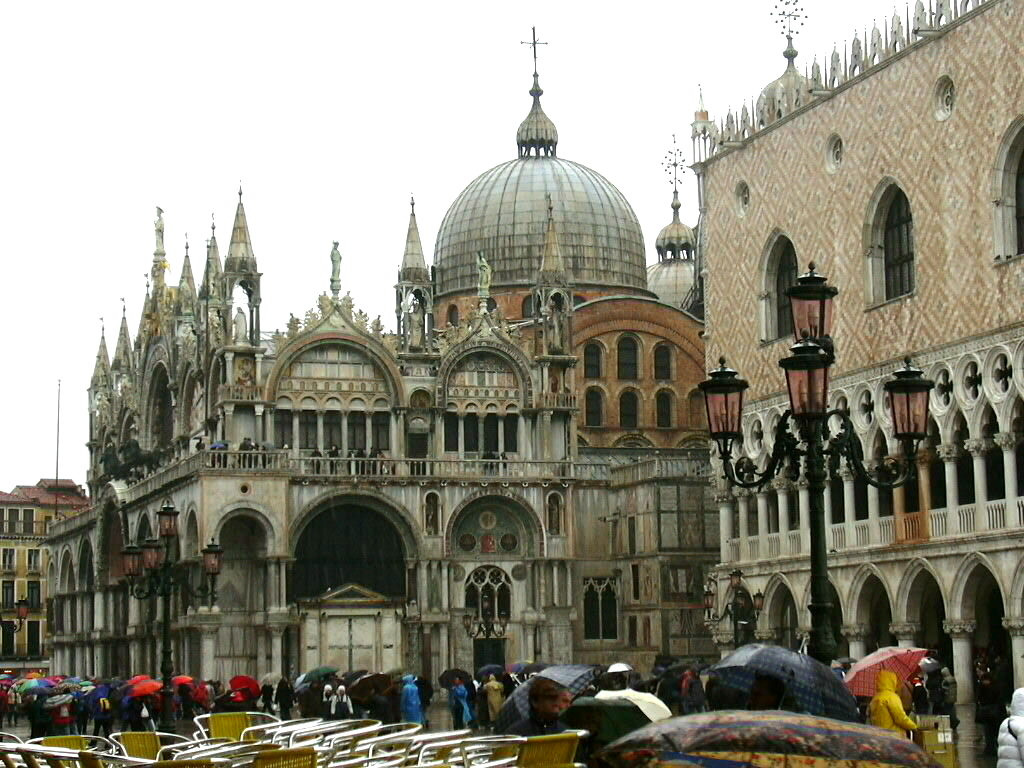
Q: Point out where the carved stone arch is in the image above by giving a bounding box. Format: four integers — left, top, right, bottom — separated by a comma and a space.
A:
1006, 556, 1024, 617
995, 390, 1021, 435
118, 409, 138, 446
435, 340, 534, 408
849, 562, 893, 624
177, 363, 205, 438
58, 547, 76, 593
894, 557, 947, 622
757, 228, 800, 342
291, 489, 422, 561
78, 537, 96, 591
612, 433, 654, 449
934, 397, 962, 444
762, 571, 800, 627
991, 115, 1024, 260
182, 506, 201, 559
444, 490, 544, 558
135, 510, 153, 544
862, 176, 915, 305
212, 500, 281, 556
141, 353, 175, 450
949, 551, 1007, 620
966, 393, 995, 439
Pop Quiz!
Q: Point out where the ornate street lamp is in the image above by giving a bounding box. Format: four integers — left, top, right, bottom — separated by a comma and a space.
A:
701, 264, 933, 665
2, 598, 31, 633
703, 571, 764, 648
462, 596, 509, 639
121, 503, 224, 732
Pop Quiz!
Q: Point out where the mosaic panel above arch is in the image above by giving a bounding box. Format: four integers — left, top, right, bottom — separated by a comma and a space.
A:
448, 352, 522, 404
447, 493, 541, 558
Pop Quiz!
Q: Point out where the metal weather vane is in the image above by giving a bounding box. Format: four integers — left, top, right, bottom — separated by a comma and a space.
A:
663, 134, 685, 193
773, 0, 806, 40
520, 26, 548, 75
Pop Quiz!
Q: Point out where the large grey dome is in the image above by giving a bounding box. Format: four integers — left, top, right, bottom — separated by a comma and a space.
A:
433, 156, 648, 298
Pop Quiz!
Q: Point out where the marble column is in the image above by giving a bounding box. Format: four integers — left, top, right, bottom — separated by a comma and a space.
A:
271, 630, 284, 676
256, 628, 268, 680
200, 627, 218, 683
756, 491, 769, 537
938, 443, 960, 511
841, 468, 856, 546
842, 623, 869, 661
736, 491, 750, 550
1003, 618, 1024, 689
889, 621, 920, 648
798, 478, 810, 553
867, 476, 880, 543
965, 438, 990, 530
943, 620, 977, 704
457, 414, 465, 459
996, 432, 1019, 503
717, 492, 734, 563
316, 410, 325, 451
775, 479, 791, 553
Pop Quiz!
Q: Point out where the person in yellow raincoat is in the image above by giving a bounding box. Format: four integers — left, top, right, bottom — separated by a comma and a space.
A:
484, 674, 505, 723
868, 669, 919, 735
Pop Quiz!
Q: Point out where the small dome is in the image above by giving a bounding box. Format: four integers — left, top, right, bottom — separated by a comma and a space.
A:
655, 190, 695, 260
517, 74, 558, 158
647, 259, 695, 308
758, 37, 811, 124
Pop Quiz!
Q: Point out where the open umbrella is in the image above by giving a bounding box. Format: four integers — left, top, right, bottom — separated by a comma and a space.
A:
477, 664, 505, 681
301, 666, 339, 683
342, 669, 368, 687
25, 672, 42, 680
564, 696, 652, 749
229, 675, 261, 698
43, 693, 73, 710
126, 675, 151, 686
706, 644, 859, 722
594, 710, 940, 768
438, 668, 473, 689
844, 647, 930, 698
595, 689, 672, 722
261, 673, 282, 686
348, 673, 391, 703
522, 662, 550, 676
493, 664, 600, 733
131, 680, 163, 697
506, 662, 525, 675
172, 675, 194, 686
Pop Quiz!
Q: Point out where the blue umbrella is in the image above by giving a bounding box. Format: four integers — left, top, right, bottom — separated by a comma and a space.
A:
706, 644, 859, 722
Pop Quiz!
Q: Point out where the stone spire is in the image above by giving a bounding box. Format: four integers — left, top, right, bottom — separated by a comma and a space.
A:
225, 186, 256, 272
179, 237, 196, 296
400, 195, 429, 282
537, 195, 568, 285
92, 325, 111, 387
112, 308, 134, 375
200, 216, 222, 300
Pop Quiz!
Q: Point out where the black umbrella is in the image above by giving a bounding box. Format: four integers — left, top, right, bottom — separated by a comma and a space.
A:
521, 662, 550, 676
493, 664, 599, 733
342, 669, 368, 687
438, 668, 472, 689
477, 664, 504, 681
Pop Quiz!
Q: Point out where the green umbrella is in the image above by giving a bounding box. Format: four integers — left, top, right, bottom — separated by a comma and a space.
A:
564, 696, 651, 746
301, 666, 339, 683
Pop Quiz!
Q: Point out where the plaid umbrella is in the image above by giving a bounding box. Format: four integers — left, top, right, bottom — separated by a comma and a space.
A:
844, 647, 929, 698
594, 710, 941, 768
493, 664, 599, 733
707, 644, 859, 722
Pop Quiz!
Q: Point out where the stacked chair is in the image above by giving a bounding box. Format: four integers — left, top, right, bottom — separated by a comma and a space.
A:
0, 714, 589, 768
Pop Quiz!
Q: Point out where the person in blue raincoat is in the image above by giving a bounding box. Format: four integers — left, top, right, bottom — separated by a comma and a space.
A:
449, 678, 474, 729
400, 675, 424, 724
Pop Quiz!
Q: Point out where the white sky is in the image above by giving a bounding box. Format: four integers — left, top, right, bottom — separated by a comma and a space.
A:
0, 0, 904, 493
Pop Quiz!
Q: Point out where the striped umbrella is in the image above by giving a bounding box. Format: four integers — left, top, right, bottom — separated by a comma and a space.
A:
843, 647, 929, 698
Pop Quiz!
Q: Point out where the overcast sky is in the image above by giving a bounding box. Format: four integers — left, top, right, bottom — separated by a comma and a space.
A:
0, 0, 905, 493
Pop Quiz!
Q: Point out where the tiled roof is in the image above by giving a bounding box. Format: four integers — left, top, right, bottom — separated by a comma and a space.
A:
11, 483, 89, 509
0, 492, 32, 505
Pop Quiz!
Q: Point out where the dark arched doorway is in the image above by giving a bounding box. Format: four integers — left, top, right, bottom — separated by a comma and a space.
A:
858, 575, 894, 652
292, 504, 406, 600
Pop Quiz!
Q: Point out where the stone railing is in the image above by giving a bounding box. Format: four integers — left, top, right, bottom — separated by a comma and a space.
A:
608, 456, 709, 486
725, 493, 1024, 565
537, 392, 577, 409
217, 384, 263, 402
291, 456, 576, 481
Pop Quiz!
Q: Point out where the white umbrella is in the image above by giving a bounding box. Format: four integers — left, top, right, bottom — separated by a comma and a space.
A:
261, 672, 282, 686
595, 688, 673, 722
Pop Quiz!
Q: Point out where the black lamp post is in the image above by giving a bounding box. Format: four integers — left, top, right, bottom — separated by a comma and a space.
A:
462, 596, 509, 639
703, 569, 764, 648
122, 502, 224, 732
2, 598, 31, 633
700, 263, 933, 665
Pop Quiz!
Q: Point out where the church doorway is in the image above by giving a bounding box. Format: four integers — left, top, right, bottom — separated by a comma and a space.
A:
292, 504, 406, 601
474, 638, 506, 670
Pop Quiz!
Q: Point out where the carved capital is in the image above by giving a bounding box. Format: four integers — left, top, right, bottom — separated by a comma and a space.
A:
755, 628, 779, 642
796, 478, 810, 490
942, 619, 977, 637
994, 432, 1018, 451
842, 623, 870, 641
1001, 617, 1024, 636
708, 625, 736, 648
963, 438, 991, 456
771, 477, 793, 492
889, 621, 921, 640
937, 443, 960, 461
714, 491, 736, 505
837, 465, 855, 481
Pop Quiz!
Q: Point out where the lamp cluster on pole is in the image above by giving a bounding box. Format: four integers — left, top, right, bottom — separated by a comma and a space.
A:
461, 595, 509, 639
703, 569, 764, 648
121, 502, 225, 732
699, 263, 933, 665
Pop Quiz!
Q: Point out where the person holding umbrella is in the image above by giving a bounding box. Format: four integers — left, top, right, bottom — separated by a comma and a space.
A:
449, 678, 474, 730
506, 678, 570, 736
868, 670, 918, 736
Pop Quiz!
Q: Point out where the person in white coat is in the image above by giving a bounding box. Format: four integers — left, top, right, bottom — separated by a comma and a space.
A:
996, 687, 1024, 768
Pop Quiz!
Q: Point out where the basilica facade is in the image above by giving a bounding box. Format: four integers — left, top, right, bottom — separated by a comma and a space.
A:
47, 68, 714, 682
698, 0, 1024, 701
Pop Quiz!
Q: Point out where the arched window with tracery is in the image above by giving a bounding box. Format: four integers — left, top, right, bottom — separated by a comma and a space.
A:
619, 391, 639, 429
584, 343, 602, 378
464, 566, 511, 624
585, 388, 603, 427
583, 577, 618, 640
653, 345, 672, 380
764, 236, 798, 340
883, 189, 915, 299
617, 337, 638, 380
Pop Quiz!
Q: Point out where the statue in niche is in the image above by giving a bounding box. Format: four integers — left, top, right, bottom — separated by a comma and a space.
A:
547, 496, 561, 535
476, 252, 492, 297
407, 294, 425, 349
425, 503, 438, 536
154, 207, 165, 252
233, 307, 249, 345
545, 295, 565, 353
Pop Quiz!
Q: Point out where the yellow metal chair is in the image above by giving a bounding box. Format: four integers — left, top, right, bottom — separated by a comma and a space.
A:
250, 747, 317, 768
37, 737, 90, 751
146, 761, 216, 768
515, 732, 580, 767
111, 731, 191, 760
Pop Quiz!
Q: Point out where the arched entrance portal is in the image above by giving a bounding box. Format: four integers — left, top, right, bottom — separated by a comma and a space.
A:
962, 564, 1009, 670
857, 575, 894, 653
292, 505, 406, 600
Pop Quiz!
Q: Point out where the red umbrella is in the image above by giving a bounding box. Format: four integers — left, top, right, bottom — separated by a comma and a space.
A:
844, 646, 929, 698
126, 675, 151, 686
229, 675, 261, 698
172, 675, 194, 686
130, 679, 163, 697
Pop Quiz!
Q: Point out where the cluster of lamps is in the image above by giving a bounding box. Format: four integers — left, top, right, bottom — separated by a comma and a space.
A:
462, 596, 509, 639
698, 263, 933, 664
120, 502, 225, 731
703, 569, 765, 647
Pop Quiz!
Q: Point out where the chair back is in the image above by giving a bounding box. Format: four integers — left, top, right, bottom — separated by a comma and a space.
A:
251, 747, 317, 768
146, 761, 216, 768
113, 732, 160, 759
0, 732, 23, 744
39, 737, 90, 751
516, 732, 580, 767
209, 711, 254, 741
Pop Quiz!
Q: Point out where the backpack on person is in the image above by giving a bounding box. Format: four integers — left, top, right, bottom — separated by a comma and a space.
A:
99, 698, 111, 713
